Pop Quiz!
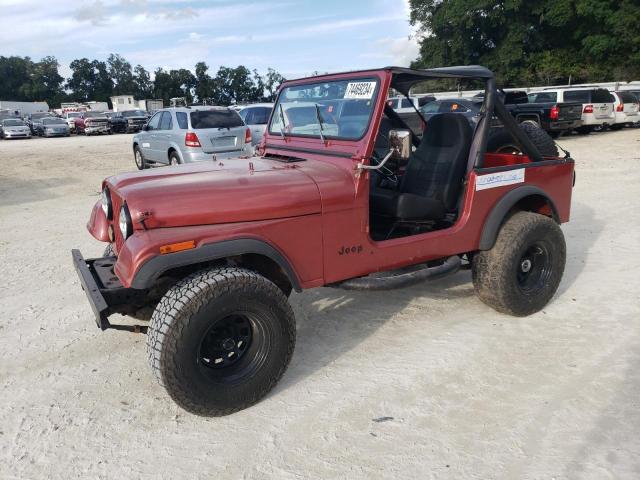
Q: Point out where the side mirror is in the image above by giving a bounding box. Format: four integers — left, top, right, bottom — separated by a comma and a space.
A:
143, 125, 150, 131
388, 129, 411, 160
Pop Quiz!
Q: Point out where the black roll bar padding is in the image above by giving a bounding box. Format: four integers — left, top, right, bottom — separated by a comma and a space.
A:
469, 76, 496, 169
493, 97, 544, 162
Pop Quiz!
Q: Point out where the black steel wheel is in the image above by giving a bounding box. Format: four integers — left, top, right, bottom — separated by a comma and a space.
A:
147, 267, 296, 416
472, 211, 566, 316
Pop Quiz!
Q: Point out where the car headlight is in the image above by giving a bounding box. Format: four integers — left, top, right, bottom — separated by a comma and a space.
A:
119, 204, 132, 240
101, 188, 112, 220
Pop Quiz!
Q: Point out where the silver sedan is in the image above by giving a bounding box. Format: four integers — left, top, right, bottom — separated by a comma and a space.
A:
1, 118, 32, 139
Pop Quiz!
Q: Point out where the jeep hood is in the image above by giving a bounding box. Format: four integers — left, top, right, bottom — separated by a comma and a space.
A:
105, 157, 324, 228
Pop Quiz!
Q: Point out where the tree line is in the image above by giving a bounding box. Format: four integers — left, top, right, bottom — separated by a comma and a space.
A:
408, 0, 640, 88
0, 54, 285, 108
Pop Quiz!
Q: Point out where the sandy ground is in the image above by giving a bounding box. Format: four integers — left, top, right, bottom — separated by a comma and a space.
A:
0, 129, 639, 479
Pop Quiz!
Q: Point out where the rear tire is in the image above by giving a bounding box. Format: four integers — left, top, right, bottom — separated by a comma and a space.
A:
134, 146, 146, 170
169, 151, 181, 166
146, 267, 296, 416
487, 121, 559, 157
472, 211, 566, 316
575, 126, 592, 135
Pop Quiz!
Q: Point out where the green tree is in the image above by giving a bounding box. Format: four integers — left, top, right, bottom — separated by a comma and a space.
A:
107, 53, 135, 95
409, 0, 640, 86
264, 68, 285, 101
132, 64, 153, 99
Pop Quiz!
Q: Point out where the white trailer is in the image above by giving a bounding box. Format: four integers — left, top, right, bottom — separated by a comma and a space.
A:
0, 100, 49, 117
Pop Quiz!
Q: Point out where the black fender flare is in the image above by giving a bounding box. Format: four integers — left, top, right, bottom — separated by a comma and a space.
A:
478, 186, 559, 250
131, 238, 302, 291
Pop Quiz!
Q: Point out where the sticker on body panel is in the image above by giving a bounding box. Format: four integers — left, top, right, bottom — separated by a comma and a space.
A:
344, 82, 376, 99
142, 142, 150, 148
476, 168, 525, 191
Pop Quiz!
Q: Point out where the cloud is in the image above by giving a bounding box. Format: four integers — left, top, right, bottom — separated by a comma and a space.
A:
74, 0, 108, 26
360, 35, 420, 67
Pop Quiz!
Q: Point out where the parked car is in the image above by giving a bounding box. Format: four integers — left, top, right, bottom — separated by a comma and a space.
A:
420, 98, 483, 125
63, 112, 83, 132
535, 87, 614, 133
132, 107, 252, 168
25, 112, 53, 134
238, 103, 273, 146
74, 65, 574, 416
609, 91, 639, 129
74, 111, 111, 135
121, 109, 148, 132
0, 118, 31, 139
388, 95, 436, 135
481, 90, 584, 137
105, 112, 128, 133
35, 117, 70, 137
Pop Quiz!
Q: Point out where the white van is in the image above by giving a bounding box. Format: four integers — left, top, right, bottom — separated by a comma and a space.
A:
540, 87, 615, 133
610, 91, 639, 128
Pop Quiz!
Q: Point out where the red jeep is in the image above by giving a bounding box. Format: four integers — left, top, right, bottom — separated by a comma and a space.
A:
72, 66, 574, 416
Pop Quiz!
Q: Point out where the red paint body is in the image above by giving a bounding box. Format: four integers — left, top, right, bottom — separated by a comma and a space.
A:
88, 69, 574, 289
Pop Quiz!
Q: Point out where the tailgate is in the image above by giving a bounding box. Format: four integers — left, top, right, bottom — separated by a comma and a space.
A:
199, 126, 245, 154
593, 103, 613, 119
558, 103, 582, 121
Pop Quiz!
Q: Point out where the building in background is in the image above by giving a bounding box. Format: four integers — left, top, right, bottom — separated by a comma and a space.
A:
0, 100, 49, 117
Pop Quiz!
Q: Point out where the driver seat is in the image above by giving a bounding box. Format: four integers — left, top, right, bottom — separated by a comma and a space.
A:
370, 113, 472, 222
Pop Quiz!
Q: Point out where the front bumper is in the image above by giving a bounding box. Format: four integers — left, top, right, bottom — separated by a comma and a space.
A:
3, 132, 31, 138
72, 249, 148, 332
85, 125, 110, 134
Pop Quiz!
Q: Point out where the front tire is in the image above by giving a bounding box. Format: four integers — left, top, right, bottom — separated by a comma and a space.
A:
472, 211, 566, 316
146, 267, 296, 416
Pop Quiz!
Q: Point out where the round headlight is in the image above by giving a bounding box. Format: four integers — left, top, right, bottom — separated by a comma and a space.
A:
101, 188, 112, 219
119, 204, 132, 240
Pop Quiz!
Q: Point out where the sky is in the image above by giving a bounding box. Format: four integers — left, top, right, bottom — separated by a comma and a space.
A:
0, 0, 420, 79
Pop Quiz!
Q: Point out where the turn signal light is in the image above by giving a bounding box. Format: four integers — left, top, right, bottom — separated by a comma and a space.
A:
549, 104, 559, 120
185, 131, 201, 147
244, 127, 251, 144
583, 104, 593, 114
160, 240, 196, 255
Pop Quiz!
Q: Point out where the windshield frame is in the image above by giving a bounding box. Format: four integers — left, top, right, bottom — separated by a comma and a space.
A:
268, 76, 381, 142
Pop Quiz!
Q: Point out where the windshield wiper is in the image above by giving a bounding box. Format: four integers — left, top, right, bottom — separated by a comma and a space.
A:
314, 103, 325, 143
278, 103, 287, 139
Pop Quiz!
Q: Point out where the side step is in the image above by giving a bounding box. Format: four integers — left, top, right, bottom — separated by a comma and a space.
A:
330, 256, 461, 291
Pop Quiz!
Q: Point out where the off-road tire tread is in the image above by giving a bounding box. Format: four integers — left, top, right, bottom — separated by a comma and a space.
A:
146, 267, 296, 416
487, 122, 559, 157
472, 211, 566, 316
103, 244, 115, 256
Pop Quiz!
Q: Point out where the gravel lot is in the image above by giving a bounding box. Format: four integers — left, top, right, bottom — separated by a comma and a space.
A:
1, 130, 639, 479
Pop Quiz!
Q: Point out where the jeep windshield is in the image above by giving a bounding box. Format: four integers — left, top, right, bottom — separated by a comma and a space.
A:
269, 78, 379, 140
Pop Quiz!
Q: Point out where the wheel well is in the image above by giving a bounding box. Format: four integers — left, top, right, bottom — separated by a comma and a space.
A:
133, 142, 138, 150
516, 114, 540, 126
157, 253, 293, 296
168, 147, 177, 159
512, 194, 558, 221
478, 188, 559, 250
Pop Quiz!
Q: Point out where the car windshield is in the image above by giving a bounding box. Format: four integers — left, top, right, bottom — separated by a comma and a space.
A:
528, 92, 557, 102
84, 112, 104, 118
190, 109, 243, 129
43, 118, 66, 125
122, 110, 146, 117
67, 112, 81, 118
3, 119, 25, 126
31, 113, 50, 120
269, 78, 379, 140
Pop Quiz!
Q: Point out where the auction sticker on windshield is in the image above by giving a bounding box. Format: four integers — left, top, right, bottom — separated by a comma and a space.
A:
344, 82, 376, 99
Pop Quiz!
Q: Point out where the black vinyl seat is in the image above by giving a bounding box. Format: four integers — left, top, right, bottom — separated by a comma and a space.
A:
370, 113, 472, 222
